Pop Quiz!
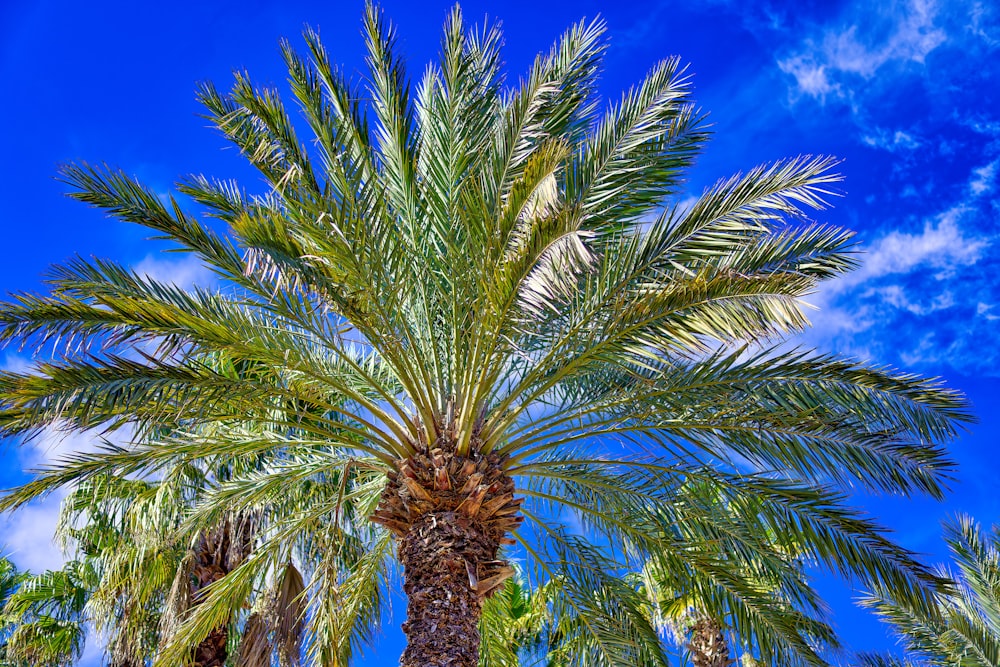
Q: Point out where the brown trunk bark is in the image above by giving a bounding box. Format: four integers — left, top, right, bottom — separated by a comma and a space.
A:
688, 617, 733, 667
372, 439, 522, 667
398, 511, 494, 667
190, 513, 255, 667
191, 627, 229, 667
110, 659, 144, 667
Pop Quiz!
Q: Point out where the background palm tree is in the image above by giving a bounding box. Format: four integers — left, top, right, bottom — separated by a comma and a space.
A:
0, 475, 186, 667
0, 560, 88, 667
0, 411, 387, 667
638, 477, 838, 667
477, 476, 840, 667
0, 4, 972, 666
0, 555, 27, 666
858, 515, 1000, 667
478, 571, 552, 667
50, 424, 390, 667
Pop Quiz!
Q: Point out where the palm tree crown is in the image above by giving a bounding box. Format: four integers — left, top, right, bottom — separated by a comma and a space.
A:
0, 4, 972, 666
0, 551, 91, 667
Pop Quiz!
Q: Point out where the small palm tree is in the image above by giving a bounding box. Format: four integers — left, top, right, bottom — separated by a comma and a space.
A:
0, 5, 971, 665
859, 515, 1000, 667
639, 478, 838, 667
479, 572, 552, 667
478, 476, 840, 667
0, 561, 89, 667
53, 439, 386, 667
3, 453, 379, 667
0, 555, 26, 666
0, 477, 181, 667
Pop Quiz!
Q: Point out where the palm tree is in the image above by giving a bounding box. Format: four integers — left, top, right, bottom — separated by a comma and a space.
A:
639, 477, 839, 667
2, 481, 266, 667
0, 5, 972, 666
859, 515, 1000, 667
0, 555, 26, 666
52, 435, 388, 667
0, 476, 182, 667
2, 441, 382, 667
0, 560, 89, 667
478, 571, 552, 667
478, 476, 840, 667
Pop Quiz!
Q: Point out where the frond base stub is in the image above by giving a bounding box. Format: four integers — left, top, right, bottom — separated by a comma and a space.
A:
371, 445, 523, 543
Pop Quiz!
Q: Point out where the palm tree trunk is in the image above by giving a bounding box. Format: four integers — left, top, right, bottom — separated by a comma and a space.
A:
688, 617, 733, 667
190, 513, 255, 667
373, 443, 522, 667
398, 511, 495, 667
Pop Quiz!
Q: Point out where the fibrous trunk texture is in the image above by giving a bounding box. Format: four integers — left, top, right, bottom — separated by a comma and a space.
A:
372, 439, 522, 667
110, 660, 143, 667
398, 511, 494, 666
190, 513, 255, 667
688, 617, 733, 667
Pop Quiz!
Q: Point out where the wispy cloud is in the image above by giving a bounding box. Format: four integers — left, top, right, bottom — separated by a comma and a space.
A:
78, 631, 105, 667
967, 1, 1000, 48
844, 207, 986, 286
970, 160, 997, 195
1, 493, 67, 572
779, 0, 946, 104
2, 353, 33, 374
861, 128, 921, 153
802, 160, 999, 373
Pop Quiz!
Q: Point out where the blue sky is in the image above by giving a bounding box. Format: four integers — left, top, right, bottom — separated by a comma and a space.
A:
0, 0, 998, 664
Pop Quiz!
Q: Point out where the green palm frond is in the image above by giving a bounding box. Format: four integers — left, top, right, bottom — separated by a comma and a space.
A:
3, 617, 84, 667
516, 528, 670, 667
861, 515, 1000, 667
479, 572, 552, 667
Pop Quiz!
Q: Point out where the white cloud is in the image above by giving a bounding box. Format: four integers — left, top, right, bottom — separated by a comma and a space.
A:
2, 353, 32, 374
841, 207, 986, 289
977, 302, 1000, 320
16, 424, 110, 469
78, 629, 105, 667
1, 493, 67, 572
967, 1, 1000, 48
970, 160, 997, 195
865, 284, 955, 315
800, 164, 994, 371
1, 425, 123, 573
133, 253, 215, 290
837, 159, 1000, 303
778, 56, 835, 99
967, 118, 1000, 137
862, 128, 921, 152
779, 0, 947, 103
898, 332, 942, 366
